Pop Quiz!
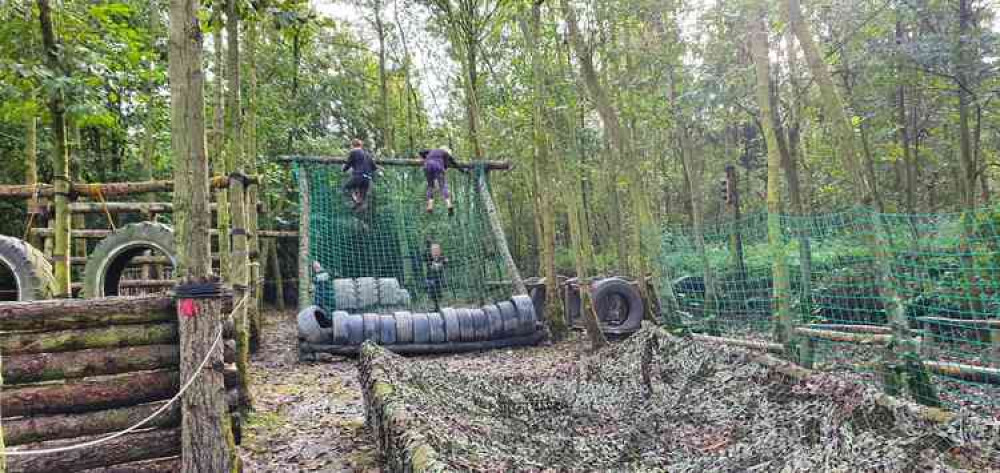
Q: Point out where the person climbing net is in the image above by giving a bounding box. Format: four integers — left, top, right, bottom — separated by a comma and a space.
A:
342, 138, 382, 210
419, 148, 465, 216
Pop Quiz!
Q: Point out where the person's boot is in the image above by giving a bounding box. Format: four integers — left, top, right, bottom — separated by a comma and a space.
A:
448, 206, 455, 217
426, 200, 434, 214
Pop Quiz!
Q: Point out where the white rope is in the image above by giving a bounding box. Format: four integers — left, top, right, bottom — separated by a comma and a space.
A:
4, 293, 249, 457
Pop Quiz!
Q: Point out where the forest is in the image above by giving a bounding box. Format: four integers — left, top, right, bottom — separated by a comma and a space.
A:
0, 0, 999, 471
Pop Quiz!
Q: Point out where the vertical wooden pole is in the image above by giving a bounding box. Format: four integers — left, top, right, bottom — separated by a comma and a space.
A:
169, 0, 240, 469
248, 184, 261, 350
297, 167, 312, 310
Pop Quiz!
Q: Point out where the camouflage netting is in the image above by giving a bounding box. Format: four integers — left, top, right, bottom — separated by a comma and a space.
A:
359, 327, 998, 471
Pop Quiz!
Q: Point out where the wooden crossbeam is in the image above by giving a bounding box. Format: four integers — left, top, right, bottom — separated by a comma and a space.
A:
276, 155, 513, 170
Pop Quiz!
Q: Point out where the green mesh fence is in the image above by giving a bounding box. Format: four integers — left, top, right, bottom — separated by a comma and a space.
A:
294, 162, 514, 313
658, 207, 1000, 418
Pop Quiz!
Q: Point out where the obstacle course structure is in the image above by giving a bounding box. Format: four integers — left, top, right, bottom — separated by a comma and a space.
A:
286, 156, 550, 355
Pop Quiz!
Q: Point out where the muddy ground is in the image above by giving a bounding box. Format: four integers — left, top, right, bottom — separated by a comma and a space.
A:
239, 310, 378, 472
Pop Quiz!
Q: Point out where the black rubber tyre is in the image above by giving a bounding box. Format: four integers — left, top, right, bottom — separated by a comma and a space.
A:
592, 277, 644, 334
82, 222, 176, 298
332, 312, 351, 345
456, 308, 476, 342
0, 235, 55, 301
362, 313, 380, 344
357, 277, 378, 309
377, 278, 402, 306
412, 312, 431, 344
426, 313, 446, 343
333, 279, 358, 310
512, 295, 536, 335
345, 315, 364, 345
379, 314, 397, 345
468, 308, 488, 341
394, 311, 414, 344
498, 301, 518, 337
297, 306, 327, 344
483, 305, 503, 338
441, 308, 461, 343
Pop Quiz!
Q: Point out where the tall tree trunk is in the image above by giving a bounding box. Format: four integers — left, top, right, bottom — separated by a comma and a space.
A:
245, 8, 263, 344
750, 7, 793, 350
37, 0, 71, 298
461, 35, 484, 158
25, 94, 42, 249
213, 23, 231, 281
374, 0, 393, 155
520, 3, 567, 339
169, 0, 240, 469
224, 0, 252, 411
896, 19, 917, 214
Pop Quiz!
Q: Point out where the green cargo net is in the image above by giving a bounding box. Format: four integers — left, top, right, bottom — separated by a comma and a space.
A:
294, 162, 514, 313
657, 207, 1000, 418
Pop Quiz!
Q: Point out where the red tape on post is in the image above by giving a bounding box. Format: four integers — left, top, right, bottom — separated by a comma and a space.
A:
179, 299, 199, 318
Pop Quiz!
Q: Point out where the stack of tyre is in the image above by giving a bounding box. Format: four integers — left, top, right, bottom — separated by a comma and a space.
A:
298, 294, 543, 356
326, 277, 410, 311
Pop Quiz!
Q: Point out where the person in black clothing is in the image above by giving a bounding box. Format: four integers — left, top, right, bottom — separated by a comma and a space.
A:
424, 241, 448, 312
342, 138, 380, 209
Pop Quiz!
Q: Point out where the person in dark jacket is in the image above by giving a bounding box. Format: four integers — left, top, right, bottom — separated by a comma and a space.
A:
419, 148, 463, 216
342, 139, 380, 209
424, 241, 448, 312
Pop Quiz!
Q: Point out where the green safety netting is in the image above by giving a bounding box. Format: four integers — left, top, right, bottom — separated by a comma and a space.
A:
657, 207, 1000, 417
294, 162, 514, 313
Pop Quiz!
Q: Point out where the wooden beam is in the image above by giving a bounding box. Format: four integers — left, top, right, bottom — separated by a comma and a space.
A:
4, 402, 179, 446
804, 323, 893, 334
62, 201, 264, 214
923, 360, 1000, 385
0, 296, 173, 331
6, 428, 180, 473
3, 370, 178, 417
258, 230, 298, 238
0, 323, 177, 355
795, 327, 892, 345
916, 317, 1000, 328
276, 155, 514, 170
5, 345, 179, 385
692, 334, 786, 354
34, 227, 288, 240
0, 175, 259, 199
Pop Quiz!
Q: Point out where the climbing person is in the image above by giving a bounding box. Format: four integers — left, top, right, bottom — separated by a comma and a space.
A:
419, 147, 464, 216
424, 241, 448, 312
342, 138, 380, 210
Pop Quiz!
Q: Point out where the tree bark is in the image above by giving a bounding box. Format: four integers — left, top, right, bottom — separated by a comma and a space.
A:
37, 0, 72, 297
0, 323, 176, 355
169, 0, 240, 469
77, 457, 180, 473
7, 428, 180, 473
0, 295, 172, 331
5, 402, 179, 446
374, 0, 393, 154
297, 168, 311, 309
5, 345, 178, 385
750, 7, 794, 348
3, 370, 178, 417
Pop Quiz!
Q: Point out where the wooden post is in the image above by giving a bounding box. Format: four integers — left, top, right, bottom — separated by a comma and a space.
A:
228, 176, 252, 411
476, 170, 527, 296
247, 183, 261, 350
169, 0, 240, 468
297, 167, 311, 310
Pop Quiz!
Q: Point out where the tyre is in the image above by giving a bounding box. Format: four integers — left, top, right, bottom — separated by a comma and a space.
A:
412, 312, 431, 344
297, 306, 328, 344
345, 314, 364, 345
333, 279, 358, 310
398, 289, 411, 307
426, 313, 446, 343
592, 277, 644, 334
377, 278, 401, 306
483, 304, 503, 338
563, 278, 582, 323
379, 314, 397, 345
332, 311, 350, 345
512, 295, 537, 335
498, 301, 518, 337
362, 313, 380, 344
394, 311, 414, 344
441, 308, 462, 342
0, 235, 55, 301
356, 277, 378, 309
456, 308, 476, 342
469, 308, 489, 341
82, 222, 176, 298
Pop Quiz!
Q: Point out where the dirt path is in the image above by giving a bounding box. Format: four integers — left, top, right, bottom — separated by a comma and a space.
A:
239, 310, 378, 472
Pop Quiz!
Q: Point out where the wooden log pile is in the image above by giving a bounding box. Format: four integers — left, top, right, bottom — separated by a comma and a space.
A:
0, 296, 244, 471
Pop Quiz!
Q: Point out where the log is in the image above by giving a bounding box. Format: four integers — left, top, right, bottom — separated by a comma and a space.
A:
3, 370, 179, 417
4, 345, 179, 385
66, 255, 218, 265
258, 230, 298, 238
297, 168, 311, 310
804, 323, 893, 334
923, 360, 1000, 385
794, 327, 892, 345
78, 457, 180, 473
64, 201, 263, 214
0, 323, 177, 355
916, 317, 1000, 328
276, 155, 514, 170
691, 334, 786, 354
0, 296, 173, 331
33, 228, 228, 239
0, 175, 259, 199
5, 401, 180, 446
6, 427, 181, 473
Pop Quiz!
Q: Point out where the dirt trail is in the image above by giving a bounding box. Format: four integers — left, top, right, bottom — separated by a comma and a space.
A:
239, 310, 378, 472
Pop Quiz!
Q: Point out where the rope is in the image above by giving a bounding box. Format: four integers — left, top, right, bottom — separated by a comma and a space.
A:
4, 292, 249, 457
90, 184, 117, 232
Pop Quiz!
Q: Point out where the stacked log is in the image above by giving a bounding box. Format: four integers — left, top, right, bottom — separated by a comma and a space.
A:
0, 295, 244, 470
